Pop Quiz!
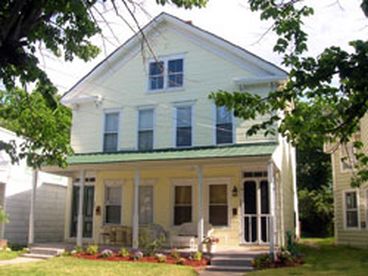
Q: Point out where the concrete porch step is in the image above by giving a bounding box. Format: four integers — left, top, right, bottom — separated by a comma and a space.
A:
211, 256, 253, 267
206, 265, 254, 272
29, 247, 65, 256
21, 253, 54, 260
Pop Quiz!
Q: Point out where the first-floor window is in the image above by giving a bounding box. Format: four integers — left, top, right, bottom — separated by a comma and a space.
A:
209, 184, 228, 226
139, 186, 153, 225
345, 191, 359, 228
105, 185, 122, 224
174, 185, 192, 225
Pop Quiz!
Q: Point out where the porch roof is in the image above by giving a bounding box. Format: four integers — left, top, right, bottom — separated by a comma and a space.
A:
67, 142, 277, 165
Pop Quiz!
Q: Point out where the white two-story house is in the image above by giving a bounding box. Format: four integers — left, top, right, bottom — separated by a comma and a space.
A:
44, 12, 298, 251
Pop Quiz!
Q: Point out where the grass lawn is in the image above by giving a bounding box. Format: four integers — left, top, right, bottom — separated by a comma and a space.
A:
0, 256, 198, 276
0, 250, 21, 260
251, 238, 368, 276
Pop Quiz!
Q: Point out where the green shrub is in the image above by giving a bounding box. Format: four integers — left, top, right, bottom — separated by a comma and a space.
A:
74, 246, 84, 254
252, 254, 272, 269
192, 251, 202, 261
86, 245, 99, 255
141, 235, 166, 256
119, 247, 130, 257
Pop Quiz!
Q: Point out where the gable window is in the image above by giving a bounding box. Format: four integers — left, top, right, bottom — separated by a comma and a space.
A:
209, 184, 228, 226
216, 106, 233, 144
149, 61, 164, 90
103, 112, 119, 152
176, 106, 192, 147
148, 57, 184, 91
138, 109, 154, 150
105, 184, 122, 224
168, 59, 183, 88
174, 185, 192, 225
139, 186, 154, 225
344, 191, 359, 229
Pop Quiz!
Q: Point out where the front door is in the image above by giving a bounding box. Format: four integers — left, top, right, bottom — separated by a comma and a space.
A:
70, 186, 94, 238
243, 179, 270, 244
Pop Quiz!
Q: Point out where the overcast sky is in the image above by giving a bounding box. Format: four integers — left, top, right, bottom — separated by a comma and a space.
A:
41, 0, 367, 93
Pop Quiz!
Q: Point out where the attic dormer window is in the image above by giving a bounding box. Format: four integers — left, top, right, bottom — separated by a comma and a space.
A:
148, 57, 184, 91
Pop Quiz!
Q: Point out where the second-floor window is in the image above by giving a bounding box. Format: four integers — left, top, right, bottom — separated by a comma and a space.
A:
138, 109, 154, 150
176, 106, 192, 147
216, 106, 233, 144
103, 112, 119, 152
148, 58, 184, 91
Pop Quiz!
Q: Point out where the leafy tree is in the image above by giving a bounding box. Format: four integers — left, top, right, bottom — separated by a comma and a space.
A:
210, 0, 368, 186
297, 139, 333, 237
0, 0, 207, 168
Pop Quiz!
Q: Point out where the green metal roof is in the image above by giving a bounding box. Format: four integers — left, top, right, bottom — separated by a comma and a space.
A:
67, 142, 277, 165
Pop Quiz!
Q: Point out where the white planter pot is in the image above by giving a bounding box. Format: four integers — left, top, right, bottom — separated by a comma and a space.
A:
206, 243, 217, 253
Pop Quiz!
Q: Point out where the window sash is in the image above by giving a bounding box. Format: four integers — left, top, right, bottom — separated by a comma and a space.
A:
216, 123, 233, 144
138, 130, 153, 150
138, 109, 154, 130
139, 186, 153, 225
105, 186, 121, 224
209, 185, 228, 226
103, 112, 119, 152
174, 185, 192, 225
149, 62, 164, 90
345, 191, 359, 228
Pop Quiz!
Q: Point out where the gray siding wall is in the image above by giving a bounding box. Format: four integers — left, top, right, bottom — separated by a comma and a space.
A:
4, 183, 66, 244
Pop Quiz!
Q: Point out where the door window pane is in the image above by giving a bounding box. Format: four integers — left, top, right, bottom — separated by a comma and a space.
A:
216, 106, 233, 144
244, 181, 257, 214
209, 185, 228, 226
139, 186, 153, 225
138, 109, 154, 150
260, 181, 269, 214
176, 106, 192, 147
174, 186, 192, 225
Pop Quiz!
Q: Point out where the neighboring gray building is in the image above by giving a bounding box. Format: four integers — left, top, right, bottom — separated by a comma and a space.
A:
0, 127, 68, 245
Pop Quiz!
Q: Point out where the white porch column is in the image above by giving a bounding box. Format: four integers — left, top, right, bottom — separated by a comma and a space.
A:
196, 165, 204, 251
132, 168, 140, 249
268, 161, 276, 260
28, 169, 38, 245
77, 170, 85, 247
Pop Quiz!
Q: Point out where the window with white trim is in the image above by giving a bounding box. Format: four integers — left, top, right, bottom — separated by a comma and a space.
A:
168, 59, 183, 88
176, 106, 192, 147
139, 186, 153, 225
105, 185, 122, 224
103, 112, 119, 152
138, 109, 154, 150
209, 184, 228, 226
174, 185, 192, 225
344, 191, 359, 228
149, 61, 164, 90
216, 106, 233, 144
148, 58, 184, 91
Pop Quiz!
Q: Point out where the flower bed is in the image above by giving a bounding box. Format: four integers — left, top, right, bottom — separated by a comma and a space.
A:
75, 253, 208, 267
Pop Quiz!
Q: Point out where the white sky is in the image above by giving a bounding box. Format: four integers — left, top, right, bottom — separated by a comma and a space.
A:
40, 0, 367, 94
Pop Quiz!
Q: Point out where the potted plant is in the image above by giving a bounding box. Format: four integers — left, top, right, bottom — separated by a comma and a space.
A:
0, 206, 9, 249
202, 236, 219, 254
